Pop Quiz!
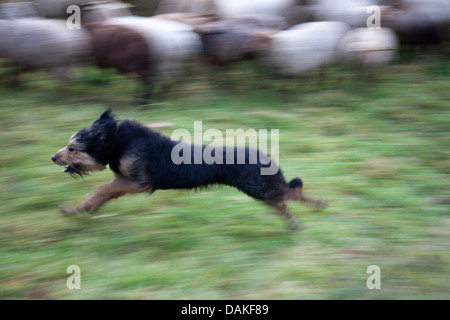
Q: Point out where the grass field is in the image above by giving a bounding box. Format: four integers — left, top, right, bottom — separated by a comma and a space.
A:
0, 58, 449, 299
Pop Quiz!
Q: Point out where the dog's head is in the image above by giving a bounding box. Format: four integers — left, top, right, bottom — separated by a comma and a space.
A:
52, 109, 117, 177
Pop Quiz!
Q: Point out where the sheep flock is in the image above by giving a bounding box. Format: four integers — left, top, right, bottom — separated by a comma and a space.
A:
0, 0, 449, 103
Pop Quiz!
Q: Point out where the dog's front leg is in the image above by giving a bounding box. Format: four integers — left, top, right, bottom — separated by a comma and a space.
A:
60, 176, 149, 215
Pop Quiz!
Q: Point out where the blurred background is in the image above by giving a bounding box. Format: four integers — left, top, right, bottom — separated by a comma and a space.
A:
0, 0, 449, 299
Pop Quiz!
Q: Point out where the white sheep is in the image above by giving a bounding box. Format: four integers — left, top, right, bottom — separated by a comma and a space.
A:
0, 17, 91, 80
82, 1, 133, 22
215, 0, 295, 18
250, 21, 350, 76
155, 0, 216, 16
33, 0, 88, 18
0, 2, 38, 20
156, 0, 308, 26
338, 28, 399, 69
311, 0, 374, 28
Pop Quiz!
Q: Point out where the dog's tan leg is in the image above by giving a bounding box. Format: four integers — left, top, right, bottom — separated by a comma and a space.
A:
298, 189, 328, 210
265, 200, 300, 230
284, 187, 328, 210
60, 176, 149, 215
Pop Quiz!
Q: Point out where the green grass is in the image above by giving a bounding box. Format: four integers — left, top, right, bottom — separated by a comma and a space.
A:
0, 58, 449, 299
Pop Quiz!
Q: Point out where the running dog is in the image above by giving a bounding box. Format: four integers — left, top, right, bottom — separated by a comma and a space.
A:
52, 110, 326, 229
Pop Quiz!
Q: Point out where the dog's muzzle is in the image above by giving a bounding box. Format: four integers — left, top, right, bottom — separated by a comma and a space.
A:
52, 155, 85, 178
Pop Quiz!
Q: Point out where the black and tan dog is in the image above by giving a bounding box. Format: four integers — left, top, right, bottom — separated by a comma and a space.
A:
52, 110, 326, 229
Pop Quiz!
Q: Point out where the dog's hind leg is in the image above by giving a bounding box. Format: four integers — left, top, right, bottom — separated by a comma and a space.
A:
284, 185, 328, 210
265, 200, 300, 230
60, 175, 150, 215
298, 189, 328, 210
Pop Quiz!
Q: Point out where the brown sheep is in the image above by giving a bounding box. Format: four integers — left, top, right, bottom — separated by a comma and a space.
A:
88, 23, 155, 102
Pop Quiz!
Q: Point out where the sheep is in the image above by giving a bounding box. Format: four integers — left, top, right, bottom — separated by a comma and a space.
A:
87, 23, 154, 100
155, 0, 216, 16
311, 0, 375, 28
194, 14, 286, 65
216, 0, 319, 28
102, 16, 202, 77
33, 0, 89, 19
81, 1, 134, 22
0, 17, 92, 83
380, 0, 450, 51
152, 13, 216, 28
82, 4, 203, 103
214, 0, 295, 19
0, 2, 38, 20
125, 0, 160, 16
248, 21, 350, 76
156, 0, 301, 25
283, 1, 316, 27
338, 28, 399, 70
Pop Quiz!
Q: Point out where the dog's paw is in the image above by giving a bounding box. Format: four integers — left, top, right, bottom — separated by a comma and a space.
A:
59, 205, 82, 215
314, 200, 329, 211
288, 219, 302, 231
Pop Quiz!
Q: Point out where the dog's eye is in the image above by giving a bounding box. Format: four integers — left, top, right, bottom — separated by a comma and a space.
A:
68, 147, 75, 152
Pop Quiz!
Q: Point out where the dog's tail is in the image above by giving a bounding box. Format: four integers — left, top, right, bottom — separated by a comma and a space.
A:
287, 177, 303, 189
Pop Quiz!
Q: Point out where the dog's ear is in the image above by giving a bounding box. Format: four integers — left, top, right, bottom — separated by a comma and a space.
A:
92, 109, 117, 143
94, 109, 114, 125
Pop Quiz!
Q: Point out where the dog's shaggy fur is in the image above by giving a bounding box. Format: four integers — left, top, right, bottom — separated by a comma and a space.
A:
52, 110, 326, 229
